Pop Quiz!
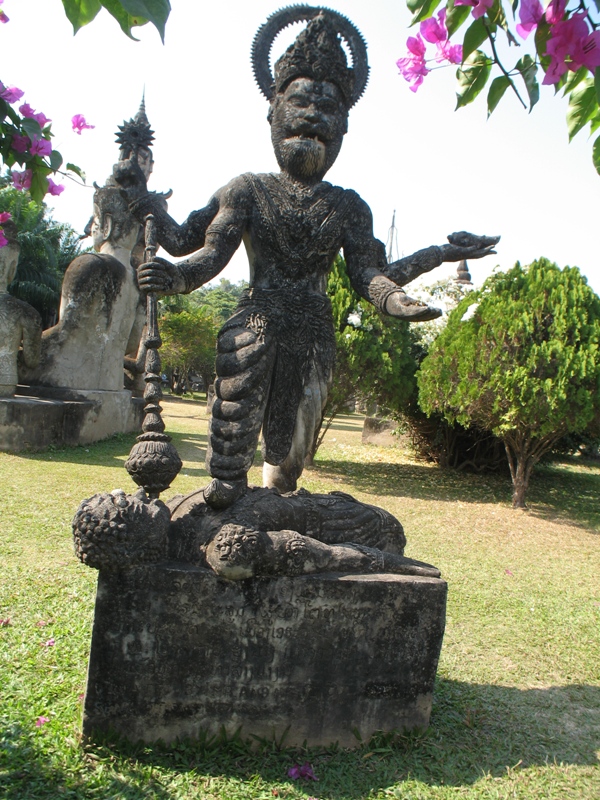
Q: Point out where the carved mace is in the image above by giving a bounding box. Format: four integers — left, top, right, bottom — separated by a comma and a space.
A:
125, 214, 182, 498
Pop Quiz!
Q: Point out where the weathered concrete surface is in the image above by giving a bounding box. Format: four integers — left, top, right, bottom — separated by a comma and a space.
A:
83, 565, 447, 747
0, 389, 143, 451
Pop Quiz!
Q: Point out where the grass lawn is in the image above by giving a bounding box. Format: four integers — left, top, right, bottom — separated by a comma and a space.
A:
1, 396, 599, 799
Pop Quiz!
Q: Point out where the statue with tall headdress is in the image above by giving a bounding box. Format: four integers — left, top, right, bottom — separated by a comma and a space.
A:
114, 5, 499, 509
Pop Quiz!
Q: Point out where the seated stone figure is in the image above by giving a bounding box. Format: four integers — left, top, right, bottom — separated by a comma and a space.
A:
20, 187, 145, 392
72, 484, 439, 580
0, 219, 42, 396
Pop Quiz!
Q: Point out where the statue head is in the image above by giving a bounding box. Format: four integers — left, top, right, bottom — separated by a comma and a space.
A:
0, 219, 20, 291
253, 7, 369, 182
90, 186, 140, 254
205, 524, 267, 580
73, 489, 170, 570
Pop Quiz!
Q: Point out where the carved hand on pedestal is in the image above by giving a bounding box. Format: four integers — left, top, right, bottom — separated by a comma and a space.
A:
440, 232, 500, 263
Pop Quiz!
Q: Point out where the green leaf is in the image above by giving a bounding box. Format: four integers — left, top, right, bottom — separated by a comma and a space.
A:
101, 0, 147, 40
534, 19, 552, 74
66, 162, 87, 182
117, 0, 170, 42
61, 0, 102, 33
593, 133, 600, 175
456, 50, 492, 109
590, 110, 600, 135
487, 75, 511, 116
20, 117, 42, 140
561, 67, 589, 97
487, 0, 509, 31
566, 78, 598, 141
595, 67, 600, 105
461, 18, 489, 64
30, 170, 49, 204
410, 0, 441, 25
515, 55, 539, 111
446, 0, 472, 37
49, 150, 63, 171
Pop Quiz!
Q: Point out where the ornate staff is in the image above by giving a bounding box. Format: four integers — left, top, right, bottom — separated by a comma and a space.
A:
125, 214, 182, 498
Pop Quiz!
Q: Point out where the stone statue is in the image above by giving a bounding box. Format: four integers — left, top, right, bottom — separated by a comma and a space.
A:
19, 104, 163, 394
0, 218, 42, 397
73, 485, 439, 580
115, 8, 499, 509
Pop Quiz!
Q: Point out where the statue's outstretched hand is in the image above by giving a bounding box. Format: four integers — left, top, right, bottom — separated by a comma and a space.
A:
441, 231, 500, 262
112, 158, 148, 201
385, 290, 442, 322
137, 257, 185, 295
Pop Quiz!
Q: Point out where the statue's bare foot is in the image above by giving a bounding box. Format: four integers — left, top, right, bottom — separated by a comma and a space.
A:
204, 477, 247, 510
386, 291, 442, 322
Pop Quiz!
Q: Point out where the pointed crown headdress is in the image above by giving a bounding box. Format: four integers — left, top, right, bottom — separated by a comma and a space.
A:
115, 97, 155, 157
252, 5, 369, 109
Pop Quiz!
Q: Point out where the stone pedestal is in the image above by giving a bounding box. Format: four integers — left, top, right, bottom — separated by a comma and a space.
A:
0, 387, 144, 451
83, 564, 447, 747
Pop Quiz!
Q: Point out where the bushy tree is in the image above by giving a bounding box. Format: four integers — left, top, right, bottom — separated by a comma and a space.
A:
418, 258, 600, 507
160, 306, 220, 394
0, 185, 82, 326
192, 279, 249, 323
307, 255, 418, 460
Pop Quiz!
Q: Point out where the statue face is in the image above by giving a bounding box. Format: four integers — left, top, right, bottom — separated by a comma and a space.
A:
270, 78, 348, 181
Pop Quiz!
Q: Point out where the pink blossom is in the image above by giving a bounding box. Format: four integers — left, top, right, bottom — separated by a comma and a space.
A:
454, 0, 494, 20
0, 0, 8, 24
34, 111, 50, 128
42, 637, 55, 647
0, 84, 24, 104
47, 178, 64, 197
543, 13, 600, 84
438, 40, 463, 64
11, 133, 30, 153
0, 212, 11, 224
397, 34, 430, 92
516, 0, 544, 39
505, 569, 514, 576
0, 231, 7, 248
420, 9, 448, 45
11, 169, 32, 191
288, 762, 318, 781
71, 114, 95, 135
19, 103, 50, 128
546, 0, 568, 25
19, 102, 36, 118
30, 136, 52, 157
35, 716, 50, 727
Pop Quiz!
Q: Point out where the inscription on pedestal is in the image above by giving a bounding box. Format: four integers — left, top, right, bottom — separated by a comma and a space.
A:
83, 565, 447, 747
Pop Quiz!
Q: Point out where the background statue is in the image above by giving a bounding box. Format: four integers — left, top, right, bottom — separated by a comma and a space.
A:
114, 7, 499, 510
0, 218, 42, 397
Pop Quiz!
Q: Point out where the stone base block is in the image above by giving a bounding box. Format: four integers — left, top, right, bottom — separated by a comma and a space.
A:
0, 388, 144, 451
83, 565, 447, 747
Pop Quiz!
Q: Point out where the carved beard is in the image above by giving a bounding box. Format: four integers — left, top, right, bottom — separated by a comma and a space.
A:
276, 137, 327, 180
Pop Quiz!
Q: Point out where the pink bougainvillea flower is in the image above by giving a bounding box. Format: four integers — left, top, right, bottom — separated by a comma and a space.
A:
47, 178, 64, 197
397, 34, 430, 92
505, 569, 514, 576
0, 0, 9, 24
71, 114, 95, 135
19, 102, 36, 118
0, 616, 11, 625
11, 133, 30, 153
0, 84, 24, 104
0, 231, 7, 248
420, 8, 448, 45
35, 716, 50, 727
543, 13, 600, 84
438, 40, 463, 64
0, 212, 11, 224
516, 0, 544, 39
11, 169, 32, 191
42, 637, 55, 647
288, 762, 318, 781
19, 103, 50, 128
454, 0, 494, 20
30, 136, 52, 157
34, 111, 50, 128
546, 0, 568, 25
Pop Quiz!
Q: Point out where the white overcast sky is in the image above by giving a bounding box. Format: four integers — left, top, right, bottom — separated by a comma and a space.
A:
2, 0, 599, 293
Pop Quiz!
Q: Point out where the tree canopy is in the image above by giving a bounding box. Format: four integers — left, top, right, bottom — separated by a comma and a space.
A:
418, 258, 600, 506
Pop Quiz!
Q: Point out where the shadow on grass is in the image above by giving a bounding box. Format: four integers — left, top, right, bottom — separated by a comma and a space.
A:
310, 457, 600, 531
3, 680, 597, 799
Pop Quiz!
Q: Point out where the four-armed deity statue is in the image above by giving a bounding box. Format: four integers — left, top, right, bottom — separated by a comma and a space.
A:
74, 6, 499, 747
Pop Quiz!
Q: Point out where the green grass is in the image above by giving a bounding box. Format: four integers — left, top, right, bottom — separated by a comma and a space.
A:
1, 399, 599, 799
